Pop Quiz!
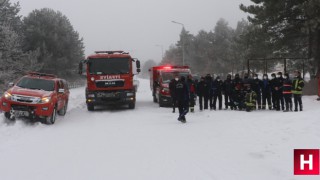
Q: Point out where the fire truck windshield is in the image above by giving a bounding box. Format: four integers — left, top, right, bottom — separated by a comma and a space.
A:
88, 58, 130, 75
16, 77, 55, 91
161, 72, 190, 83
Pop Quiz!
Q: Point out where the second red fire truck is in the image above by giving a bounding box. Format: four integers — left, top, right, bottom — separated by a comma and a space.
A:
149, 65, 191, 107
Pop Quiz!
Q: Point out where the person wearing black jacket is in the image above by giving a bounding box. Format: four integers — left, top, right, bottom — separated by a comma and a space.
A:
276, 72, 285, 110
169, 75, 179, 113
242, 73, 253, 92
270, 73, 277, 110
175, 76, 189, 123
205, 74, 213, 110
232, 73, 243, 110
261, 74, 272, 110
223, 74, 234, 110
196, 76, 208, 111
187, 75, 196, 112
212, 76, 223, 110
282, 73, 293, 112
251, 73, 262, 109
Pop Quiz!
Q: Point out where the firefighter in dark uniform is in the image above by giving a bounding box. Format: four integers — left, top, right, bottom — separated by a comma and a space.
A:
242, 73, 252, 92
169, 75, 179, 113
251, 73, 262, 109
187, 75, 196, 112
223, 74, 234, 110
205, 74, 212, 110
231, 73, 243, 110
276, 72, 285, 110
270, 73, 277, 110
292, 71, 304, 111
175, 76, 189, 123
282, 72, 293, 112
261, 74, 272, 110
196, 76, 208, 111
212, 76, 223, 110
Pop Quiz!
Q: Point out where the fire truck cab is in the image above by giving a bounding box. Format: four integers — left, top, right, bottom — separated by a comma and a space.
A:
149, 65, 191, 107
79, 51, 140, 110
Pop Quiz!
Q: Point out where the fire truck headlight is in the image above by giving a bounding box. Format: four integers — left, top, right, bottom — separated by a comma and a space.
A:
162, 88, 169, 93
91, 77, 95, 81
126, 92, 134, 97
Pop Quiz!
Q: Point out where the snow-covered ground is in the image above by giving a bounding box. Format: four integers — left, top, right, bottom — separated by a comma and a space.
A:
0, 78, 319, 180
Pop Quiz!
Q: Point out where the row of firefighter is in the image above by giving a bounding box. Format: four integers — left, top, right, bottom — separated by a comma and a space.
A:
150, 66, 304, 113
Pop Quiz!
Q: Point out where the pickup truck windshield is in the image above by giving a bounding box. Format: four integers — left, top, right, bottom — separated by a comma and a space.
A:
88, 58, 130, 75
16, 77, 55, 91
161, 72, 190, 83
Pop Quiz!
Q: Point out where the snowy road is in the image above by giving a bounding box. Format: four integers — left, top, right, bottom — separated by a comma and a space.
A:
0, 79, 319, 180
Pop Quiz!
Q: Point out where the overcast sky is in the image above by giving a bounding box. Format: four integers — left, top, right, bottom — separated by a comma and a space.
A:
12, 0, 252, 63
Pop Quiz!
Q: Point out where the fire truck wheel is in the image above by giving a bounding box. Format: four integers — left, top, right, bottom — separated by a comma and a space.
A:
153, 95, 158, 103
87, 104, 94, 111
129, 102, 135, 109
44, 107, 57, 125
159, 98, 164, 107
58, 102, 68, 116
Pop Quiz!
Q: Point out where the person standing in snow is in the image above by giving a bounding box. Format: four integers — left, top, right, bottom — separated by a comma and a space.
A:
187, 75, 196, 112
175, 76, 189, 123
251, 73, 262, 109
196, 76, 207, 111
212, 76, 223, 110
317, 73, 320, 101
282, 72, 293, 112
292, 71, 304, 111
223, 74, 234, 110
276, 72, 285, 110
169, 75, 179, 113
232, 73, 243, 110
261, 74, 272, 110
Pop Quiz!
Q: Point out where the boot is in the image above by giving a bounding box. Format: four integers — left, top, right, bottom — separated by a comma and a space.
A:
300, 104, 303, 111
172, 108, 175, 113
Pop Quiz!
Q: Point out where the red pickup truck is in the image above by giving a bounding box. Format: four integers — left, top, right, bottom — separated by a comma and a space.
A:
0, 72, 70, 124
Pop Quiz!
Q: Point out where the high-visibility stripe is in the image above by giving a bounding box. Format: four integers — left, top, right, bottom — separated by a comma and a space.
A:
283, 91, 292, 94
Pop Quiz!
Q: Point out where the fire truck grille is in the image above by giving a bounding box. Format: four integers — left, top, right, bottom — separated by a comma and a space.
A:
95, 80, 125, 88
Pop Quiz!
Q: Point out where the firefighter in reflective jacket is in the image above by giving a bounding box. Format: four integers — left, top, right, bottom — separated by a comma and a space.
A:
244, 85, 257, 112
292, 71, 304, 111
282, 73, 293, 112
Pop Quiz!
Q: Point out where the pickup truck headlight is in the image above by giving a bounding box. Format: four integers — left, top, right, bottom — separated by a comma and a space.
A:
4, 92, 12, 100
40, 97, 51, 103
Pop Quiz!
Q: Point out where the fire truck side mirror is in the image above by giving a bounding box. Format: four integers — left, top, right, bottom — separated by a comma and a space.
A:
136, 60, 141, 73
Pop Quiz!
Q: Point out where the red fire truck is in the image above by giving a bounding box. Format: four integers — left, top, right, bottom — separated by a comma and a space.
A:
79, 51, 140, 111
149, 65, 191, 107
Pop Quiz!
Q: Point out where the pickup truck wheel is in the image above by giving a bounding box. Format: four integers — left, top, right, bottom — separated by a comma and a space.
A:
58, 102, 68, 116
4, 112, 14, 120
128, 102, 135, 109
44, 107, 57, 125
87, 104, 94, 111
